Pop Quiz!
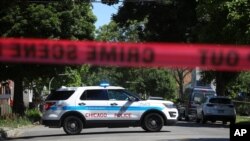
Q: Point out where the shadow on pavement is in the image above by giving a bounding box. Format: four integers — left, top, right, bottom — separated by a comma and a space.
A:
7, 130, 170, 140
176, 121, 229, 128
162, 138, 229, 141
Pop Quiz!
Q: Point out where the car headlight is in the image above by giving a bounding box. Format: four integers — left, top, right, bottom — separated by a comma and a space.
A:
163, 103, 176, 108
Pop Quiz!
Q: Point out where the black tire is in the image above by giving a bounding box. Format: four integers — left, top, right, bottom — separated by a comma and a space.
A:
142, 113, 164, 132
63, 116, 83, 135
211, 120, 216, 123
222, 121, 227, 125
201, 112, 207, 124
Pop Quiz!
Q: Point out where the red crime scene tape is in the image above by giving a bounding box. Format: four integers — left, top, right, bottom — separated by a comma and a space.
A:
0, 38, 250, 71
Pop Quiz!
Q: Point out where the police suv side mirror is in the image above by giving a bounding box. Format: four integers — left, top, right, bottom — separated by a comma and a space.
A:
128, 96, 137, 102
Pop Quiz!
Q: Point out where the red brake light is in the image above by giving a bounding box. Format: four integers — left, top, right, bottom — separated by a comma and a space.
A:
44, 102, 55, 111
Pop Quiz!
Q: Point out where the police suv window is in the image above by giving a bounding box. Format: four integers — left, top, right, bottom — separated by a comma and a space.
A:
108, 90, 129, 101
46, 90, 75, 100
80, 90, 108, 100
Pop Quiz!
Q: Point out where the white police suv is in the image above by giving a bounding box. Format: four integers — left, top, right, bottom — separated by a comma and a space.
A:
42, 84, 178, 135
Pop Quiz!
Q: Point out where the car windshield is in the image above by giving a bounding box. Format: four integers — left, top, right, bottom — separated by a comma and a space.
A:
209, 98, 232, 104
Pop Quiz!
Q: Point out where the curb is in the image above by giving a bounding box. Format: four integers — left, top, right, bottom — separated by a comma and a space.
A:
0, 124, 37, 140
0, 127, 22, 140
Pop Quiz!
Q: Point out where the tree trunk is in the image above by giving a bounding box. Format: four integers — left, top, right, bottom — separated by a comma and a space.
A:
179, 77, 184, 100
215, 72, 226, 96
12, 75, 25, 115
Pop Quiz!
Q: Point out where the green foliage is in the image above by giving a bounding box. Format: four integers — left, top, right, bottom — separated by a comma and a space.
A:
0, 1, 96, 39
0, 114, 31, 128
95, 15, 177, 99
101, 0, 119, 6
196, 0, 250, 44
237, 116, 250, 123
237, 104, 250, 116
228, 72, 250, 98
96, 20, 144, 42
113, 0, 197, 42
196, 0, 249, 95
25, 109, 42, 122
126, 68, 177, 99
0, 1, 96, 114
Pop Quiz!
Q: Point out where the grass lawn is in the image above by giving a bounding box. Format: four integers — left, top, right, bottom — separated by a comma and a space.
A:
0, 117, 31, 128
236, 115, 250, 124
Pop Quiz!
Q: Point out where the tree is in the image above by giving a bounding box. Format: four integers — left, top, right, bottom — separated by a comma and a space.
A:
111, 0, 197, 99
0, 1, 96, 115
113, 0, 197, 42
171, 68, 192, 100
196, 0, 250, 44
95, 20, 143, 42
101, 0, 119, 6
95, 20, 177, 99
113, 0, 250, 96
195, 0, 250, 95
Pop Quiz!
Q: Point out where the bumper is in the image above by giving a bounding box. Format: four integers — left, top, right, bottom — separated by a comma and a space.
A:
42, 120, 61, 128
205, 115, 236, 121
166, 119, 177, 125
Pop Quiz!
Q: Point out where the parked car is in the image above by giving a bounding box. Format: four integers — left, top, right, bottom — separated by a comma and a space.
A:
179, 86, 216, 121
196, 96, 236, 125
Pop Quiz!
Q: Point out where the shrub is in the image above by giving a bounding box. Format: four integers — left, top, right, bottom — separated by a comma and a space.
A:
0, 114, 31, 128
235, 103, 250, 116
25, 108, 42, 123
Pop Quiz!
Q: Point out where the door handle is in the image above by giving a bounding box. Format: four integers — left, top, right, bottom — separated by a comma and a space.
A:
78, 102, 86, 106
110, 103, 118, 106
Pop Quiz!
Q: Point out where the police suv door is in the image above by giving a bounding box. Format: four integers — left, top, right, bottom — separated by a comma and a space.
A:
77, 89, 109, 122
107, 89, 141, 122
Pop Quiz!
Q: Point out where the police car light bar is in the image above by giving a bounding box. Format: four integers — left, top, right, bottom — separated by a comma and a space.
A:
100, 82, 110, 87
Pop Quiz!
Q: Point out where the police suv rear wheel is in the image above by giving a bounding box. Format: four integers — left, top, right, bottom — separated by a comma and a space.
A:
142, 113, 164, 132
63, 116, 83, 135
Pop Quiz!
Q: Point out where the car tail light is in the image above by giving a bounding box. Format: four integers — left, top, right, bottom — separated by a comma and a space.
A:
206, 103, 214, 107
228, 105, 234, 108
44, 102, 56, 111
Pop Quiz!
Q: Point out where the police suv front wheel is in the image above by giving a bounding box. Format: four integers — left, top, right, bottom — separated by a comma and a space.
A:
63, 116, 83, 135
142, 113, 164, 132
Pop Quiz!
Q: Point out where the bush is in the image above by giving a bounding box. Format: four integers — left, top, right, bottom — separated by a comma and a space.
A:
237, 105, 250, 116
234, 101, 250, 116
25, 108, 42, 123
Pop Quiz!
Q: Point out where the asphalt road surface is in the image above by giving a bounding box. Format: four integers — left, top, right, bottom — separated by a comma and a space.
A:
7, 121, 230, 141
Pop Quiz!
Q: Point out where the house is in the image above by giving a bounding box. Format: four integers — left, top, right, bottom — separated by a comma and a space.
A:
184, 68, 216, 90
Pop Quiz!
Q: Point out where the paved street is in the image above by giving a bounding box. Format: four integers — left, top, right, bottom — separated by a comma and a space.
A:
6, 121, 230, 141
